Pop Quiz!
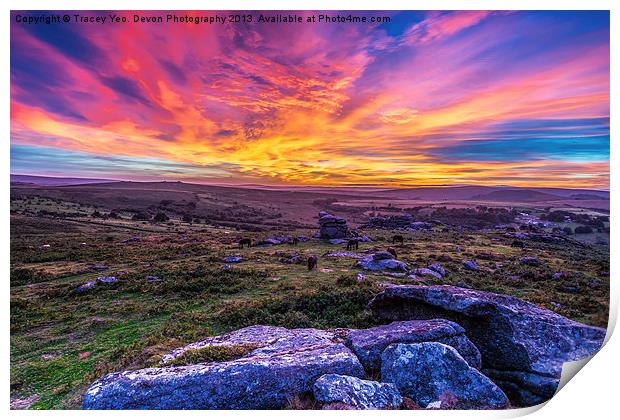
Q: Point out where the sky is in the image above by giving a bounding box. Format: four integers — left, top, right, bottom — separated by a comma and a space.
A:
10, 10, 610, 188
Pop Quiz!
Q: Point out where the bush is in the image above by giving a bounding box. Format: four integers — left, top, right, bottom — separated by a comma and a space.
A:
575, 225, 593, 234
216, 284, 378, 330
11, 268, 50, 287
562, 227, 573, 235
336, 274, 357, 286
153, 212, 169, 223
541, 211, 570, 222
132, 211, 150, 221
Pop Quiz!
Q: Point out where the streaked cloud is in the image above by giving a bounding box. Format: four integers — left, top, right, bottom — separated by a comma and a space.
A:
10, 10, 610, 188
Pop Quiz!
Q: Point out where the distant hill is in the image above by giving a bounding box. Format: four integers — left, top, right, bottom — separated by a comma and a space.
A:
471, 189, 564, 202
373, 185, 609, 201
11, 177, 610, 223
11, 174, 117, 187
372, 186, 498, 200
569, 193, 609, 200
529, 188, 609, 199
10, 175, 609, 201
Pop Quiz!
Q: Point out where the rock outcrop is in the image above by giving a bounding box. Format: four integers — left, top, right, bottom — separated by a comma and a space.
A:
428, 263, 446, 276
84, 323, 483, 410
96, 276, 118, 284
462, 261, 478, 270
356, 252, 408, 272
345, 320, 481, 371
75, 281, 96, 294
318, 211, 348, 239
84, 344, 363, 410
84, 326, 364, 410
411, 268, 443, 279
82, 284, 606, 410
278, 253, 303, 264
369, 285, 606, 406
324, 251, 364, 259
160, 325, 339, 364
255, 236, 291, 247
313, 374, 402, 410
381, 343, 509, 409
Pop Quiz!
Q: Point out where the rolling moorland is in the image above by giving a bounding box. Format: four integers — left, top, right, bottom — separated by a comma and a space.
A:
10, 177, 610, 409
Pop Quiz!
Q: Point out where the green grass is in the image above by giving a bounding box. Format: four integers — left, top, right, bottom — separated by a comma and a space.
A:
10, 211, 609, 409
159, 343, 262, 367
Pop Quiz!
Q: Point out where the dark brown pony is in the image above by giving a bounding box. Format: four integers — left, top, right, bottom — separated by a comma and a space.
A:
392, 235, 404, 245
238, 238, 252, 249
307, 255, 318, 271
291, 237, 299, 246
387, 247, 397, 259
511, 240, 525, 248
346, 239, 359, 250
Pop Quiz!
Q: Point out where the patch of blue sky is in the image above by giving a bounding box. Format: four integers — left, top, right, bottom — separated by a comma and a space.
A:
10, 144, 231, 178
429, 136, 609, 163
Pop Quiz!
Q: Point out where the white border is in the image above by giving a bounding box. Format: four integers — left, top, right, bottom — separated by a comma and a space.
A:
3, 1, 617, 419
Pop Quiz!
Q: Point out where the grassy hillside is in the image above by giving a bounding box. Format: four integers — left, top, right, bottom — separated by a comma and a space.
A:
10, 186, 609, 409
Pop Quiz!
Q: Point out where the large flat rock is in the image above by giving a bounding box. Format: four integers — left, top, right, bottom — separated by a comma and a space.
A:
161, 325, 339, 364
356, 256, 408, 272
83, 343, 364, 409
345, 320, 481, 371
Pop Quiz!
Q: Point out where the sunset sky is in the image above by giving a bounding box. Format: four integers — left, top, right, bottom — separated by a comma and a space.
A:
10, 11, 610, 188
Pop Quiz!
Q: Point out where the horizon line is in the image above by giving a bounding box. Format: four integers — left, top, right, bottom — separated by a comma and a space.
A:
10, 173, 611, 192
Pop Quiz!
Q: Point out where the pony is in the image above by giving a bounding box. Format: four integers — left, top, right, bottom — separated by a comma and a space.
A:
307, 255, 318, 271
346, 239, 359, 250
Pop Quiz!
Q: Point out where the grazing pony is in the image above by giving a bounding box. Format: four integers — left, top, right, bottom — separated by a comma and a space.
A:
511, 240, 525, 248
238, 238, 252, 249
392, 235, 404, 245
346, 239, 359, 250
387, 247, 397, 259
307, 255, 318, 271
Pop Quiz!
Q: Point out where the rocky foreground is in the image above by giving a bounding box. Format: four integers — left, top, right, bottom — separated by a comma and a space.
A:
82, 285, 605, 410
